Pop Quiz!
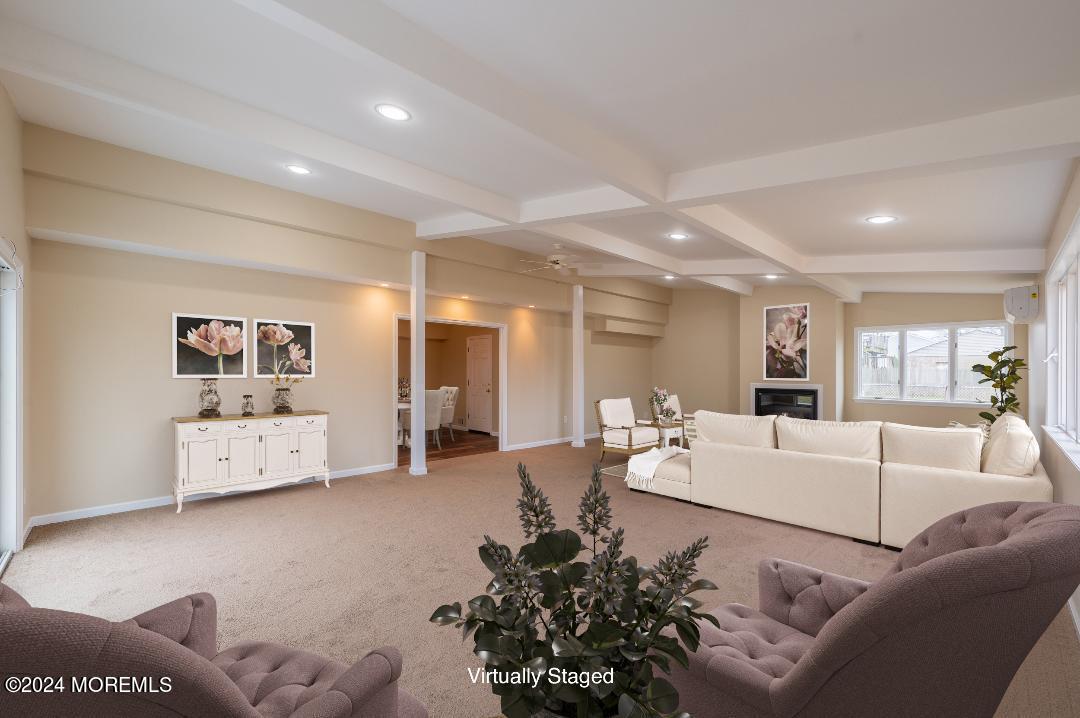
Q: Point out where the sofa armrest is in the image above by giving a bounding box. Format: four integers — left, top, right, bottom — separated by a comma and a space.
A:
124, 592, 217, 660
758, 559, 870, 637
317, 647, 404, 717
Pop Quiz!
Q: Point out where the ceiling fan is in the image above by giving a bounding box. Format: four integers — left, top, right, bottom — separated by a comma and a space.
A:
519, 244, 579, 275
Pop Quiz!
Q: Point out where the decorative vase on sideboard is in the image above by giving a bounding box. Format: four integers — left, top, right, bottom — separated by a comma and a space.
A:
198, 378, 222, 418
272, 387, 293, 414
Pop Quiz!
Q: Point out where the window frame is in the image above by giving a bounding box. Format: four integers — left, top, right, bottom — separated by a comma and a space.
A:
853, 319, 1013, 408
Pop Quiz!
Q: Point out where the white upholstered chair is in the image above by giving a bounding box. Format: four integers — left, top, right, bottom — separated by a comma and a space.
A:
402, 389, 448, 449
650, 393, 686, 447
594, 397, 660, 460
439, 386, 460, 441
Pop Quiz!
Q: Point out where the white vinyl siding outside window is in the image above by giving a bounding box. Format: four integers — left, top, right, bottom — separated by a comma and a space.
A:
855, 321, 1010, 406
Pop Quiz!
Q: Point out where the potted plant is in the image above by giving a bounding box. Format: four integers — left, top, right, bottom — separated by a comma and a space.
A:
648, 387, 676, 423
431, 464, 718, 718
972, 345, 1026, 423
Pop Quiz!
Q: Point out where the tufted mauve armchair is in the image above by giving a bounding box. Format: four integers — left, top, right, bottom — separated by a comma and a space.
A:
0, 585, 427, 718
667, 501, 1080, 717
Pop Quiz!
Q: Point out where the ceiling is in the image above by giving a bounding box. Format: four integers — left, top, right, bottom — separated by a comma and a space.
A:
1, 0, 1078, 298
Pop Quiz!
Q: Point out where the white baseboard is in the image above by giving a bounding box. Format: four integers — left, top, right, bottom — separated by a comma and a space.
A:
23, 463, 397, 541
503, 432, 599, 451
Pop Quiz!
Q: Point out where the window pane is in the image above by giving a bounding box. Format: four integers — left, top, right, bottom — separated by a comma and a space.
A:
858, 331, 900, 398
904, 328, 949, 401
955, 325, 1005, 403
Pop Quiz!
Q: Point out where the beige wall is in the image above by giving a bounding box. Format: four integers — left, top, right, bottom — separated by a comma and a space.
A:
844, 293, 1027, 426
586, 325, 655, 432
652, 289, 740, 414
738, 286, 844, 420
28, 240, 575, 517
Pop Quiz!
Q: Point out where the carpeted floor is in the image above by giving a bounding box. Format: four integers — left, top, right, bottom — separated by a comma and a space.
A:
6, 441, 1080, 717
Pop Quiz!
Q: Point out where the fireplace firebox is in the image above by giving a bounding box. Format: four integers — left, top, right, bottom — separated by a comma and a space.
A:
754, 387, 819, 420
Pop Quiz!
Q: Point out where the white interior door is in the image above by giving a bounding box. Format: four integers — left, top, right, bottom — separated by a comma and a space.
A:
467, 334, 493, 433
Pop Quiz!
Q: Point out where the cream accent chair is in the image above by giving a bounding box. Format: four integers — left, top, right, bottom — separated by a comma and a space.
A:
650, 393, 686, 447
438, 386, 460, 441
401, 389, 448, 450
595, 397, 659, 461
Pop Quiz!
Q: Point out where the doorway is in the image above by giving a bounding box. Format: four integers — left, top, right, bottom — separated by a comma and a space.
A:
394, 317, 503, 467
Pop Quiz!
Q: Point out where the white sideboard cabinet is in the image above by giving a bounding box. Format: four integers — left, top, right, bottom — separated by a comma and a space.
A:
173, 410, 329, 512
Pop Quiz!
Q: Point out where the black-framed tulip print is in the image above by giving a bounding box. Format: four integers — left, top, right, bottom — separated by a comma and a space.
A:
173, 313, 247, 378
253, 319, 315, 378
763, 303, 809, 380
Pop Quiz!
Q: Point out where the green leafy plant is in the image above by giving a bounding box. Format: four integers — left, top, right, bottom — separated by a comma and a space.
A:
431, 464, 717, 718
972, 345, 1026, 423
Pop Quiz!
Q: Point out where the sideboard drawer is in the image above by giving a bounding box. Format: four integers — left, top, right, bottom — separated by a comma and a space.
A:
223, 420, 258, 432
261, 417, 296, 430
296, 415, 327, 428
181, 422, 221, 438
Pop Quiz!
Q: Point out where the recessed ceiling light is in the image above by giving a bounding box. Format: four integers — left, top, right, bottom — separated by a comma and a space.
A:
528, 305, 535, 308
664, 275, 676, 280
375, 103, 411, 121
865, 215, 897, 224
460, 295, 469, 300
285, 164, 311, 175
379, 283, 390, 288
667, 232, 689, 240
764, 274, 779, 280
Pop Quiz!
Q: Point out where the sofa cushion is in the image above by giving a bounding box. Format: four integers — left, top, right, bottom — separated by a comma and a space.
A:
603, 426, 659, 447
775, 416, 882, 461
881, 423, 983, 472
214, 641, 350, 718
599, 398, 637, 428
654, 453, 692, 484
694, 411, 776, 448
982, 414, 1040, 477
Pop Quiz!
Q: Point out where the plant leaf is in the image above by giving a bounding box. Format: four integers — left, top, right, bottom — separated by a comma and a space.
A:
468, 595, 497, 622
645, 677, 680, 713
522, 529, 582, 568
618, 693, 650, 718
429, 603, 461, 625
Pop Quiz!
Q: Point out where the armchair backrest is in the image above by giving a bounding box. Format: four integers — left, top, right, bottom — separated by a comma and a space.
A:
0, 583, 258, 717
773, 502, 1080, 717
439, 386, 459, 408
597, 398, 636, 428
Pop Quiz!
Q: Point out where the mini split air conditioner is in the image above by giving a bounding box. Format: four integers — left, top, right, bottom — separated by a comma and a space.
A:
1004, 285, 1039, 324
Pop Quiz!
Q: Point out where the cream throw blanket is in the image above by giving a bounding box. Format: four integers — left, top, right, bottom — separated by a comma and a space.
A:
625, 445, 689, 489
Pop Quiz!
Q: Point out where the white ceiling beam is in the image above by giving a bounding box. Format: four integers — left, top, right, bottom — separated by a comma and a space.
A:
519, 186, 648, 225
680, 258, 785, 276
416, 213, 509, 240
533, 224, 683, 274
575, 263, 668, 277
0, 20, 521, 224
693, 276, 754, 295
802, 248, 1046, 274
668, 94, 1080, 204
240, 0, 669, 204
674, 204, 861, 302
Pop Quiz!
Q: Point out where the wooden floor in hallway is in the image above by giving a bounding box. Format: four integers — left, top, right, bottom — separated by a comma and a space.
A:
396, 428, 498, 466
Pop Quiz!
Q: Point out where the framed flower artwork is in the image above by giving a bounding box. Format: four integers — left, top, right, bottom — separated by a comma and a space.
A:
763, 303, 809, 380
253, 319, 316, 378
173, 313, 247, 378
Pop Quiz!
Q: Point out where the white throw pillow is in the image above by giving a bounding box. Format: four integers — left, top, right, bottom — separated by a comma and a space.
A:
776, 416, 882, 461
881, 423, 983, 472
693, 411, 776, 448
982, 414, 1040, 477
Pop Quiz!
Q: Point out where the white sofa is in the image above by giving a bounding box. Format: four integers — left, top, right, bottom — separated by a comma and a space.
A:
681, 411, 1052, 546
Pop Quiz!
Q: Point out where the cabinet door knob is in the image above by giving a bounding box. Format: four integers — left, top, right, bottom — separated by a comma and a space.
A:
198, 427, 208, 432
237, 424, 247, 428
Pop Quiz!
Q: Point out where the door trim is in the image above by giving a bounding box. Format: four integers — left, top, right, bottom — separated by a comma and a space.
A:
392, 313, 508, 461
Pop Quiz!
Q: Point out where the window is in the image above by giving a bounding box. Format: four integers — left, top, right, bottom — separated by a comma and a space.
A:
855, 321, 1011, 405
1049, 261, 1080, 439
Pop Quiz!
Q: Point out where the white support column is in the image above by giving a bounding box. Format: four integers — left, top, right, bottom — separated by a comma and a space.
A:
571, 285, 585, 448
410, 251, 427, 475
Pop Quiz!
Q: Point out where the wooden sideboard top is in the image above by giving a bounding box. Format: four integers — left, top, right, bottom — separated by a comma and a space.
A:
173, 409, 329, 423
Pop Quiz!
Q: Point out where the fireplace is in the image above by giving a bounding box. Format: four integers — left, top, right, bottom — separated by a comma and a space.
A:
753, 385, 820, 420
